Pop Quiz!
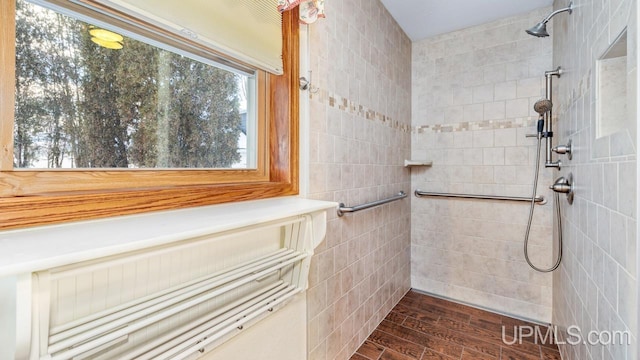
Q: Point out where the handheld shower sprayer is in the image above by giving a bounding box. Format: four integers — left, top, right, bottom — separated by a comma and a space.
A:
526, 1, 573, 37
523, 98, 563, 273
533, 98, 552, 139
533, 99, 552, 116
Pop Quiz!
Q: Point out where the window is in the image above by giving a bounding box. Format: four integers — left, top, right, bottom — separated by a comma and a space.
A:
15, 0, 258, 170
0, 0, 299, 229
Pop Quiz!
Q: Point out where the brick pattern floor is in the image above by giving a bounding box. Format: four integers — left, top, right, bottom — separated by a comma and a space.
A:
351, 290, 562, 360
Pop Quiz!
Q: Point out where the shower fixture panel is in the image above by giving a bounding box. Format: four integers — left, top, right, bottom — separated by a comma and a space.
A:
525, 70, 563, 169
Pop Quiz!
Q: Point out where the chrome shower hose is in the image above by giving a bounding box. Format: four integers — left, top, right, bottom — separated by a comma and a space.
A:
524, 136, 563, 272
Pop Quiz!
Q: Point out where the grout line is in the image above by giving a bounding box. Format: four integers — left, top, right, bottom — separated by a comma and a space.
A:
374, 328, 431, 359
418, 347, 426, 360
397, 311, 411, 326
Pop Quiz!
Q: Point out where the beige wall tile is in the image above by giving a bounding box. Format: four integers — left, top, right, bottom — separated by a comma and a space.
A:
472, 130, 495, 148
505, 147, 529, 165
306, 1, 412, 359
552, 0, 637, 359
483, 148, 505, 165
495, 81, 518, 101
411, 8, 554, 323
494, 128, 517, 147
464, 103, 485, 122
506, 98, 531, 118
473, 84, 495, 104
484, 101, 506, 120
516, 78, 544, 98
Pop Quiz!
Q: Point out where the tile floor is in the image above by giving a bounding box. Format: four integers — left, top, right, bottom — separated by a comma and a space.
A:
351, 290, 561, 360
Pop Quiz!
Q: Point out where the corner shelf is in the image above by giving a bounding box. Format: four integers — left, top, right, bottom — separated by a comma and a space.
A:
404, 160, 433, 168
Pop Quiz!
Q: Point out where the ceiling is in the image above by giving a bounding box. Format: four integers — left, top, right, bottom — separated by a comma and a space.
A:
380, 0, 554, 41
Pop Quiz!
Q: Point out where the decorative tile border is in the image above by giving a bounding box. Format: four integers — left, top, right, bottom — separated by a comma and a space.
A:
309, 88, 536, 135
414, 117, 537, 134
310, 89, 411, 133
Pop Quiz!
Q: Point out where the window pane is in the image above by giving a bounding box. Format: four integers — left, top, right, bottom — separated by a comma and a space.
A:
14, 0, 256, 169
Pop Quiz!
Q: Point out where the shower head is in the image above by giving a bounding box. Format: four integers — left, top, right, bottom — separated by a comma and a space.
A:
533, 99, 553, 116
526, 1, 573, 38
526, 22, 549, 37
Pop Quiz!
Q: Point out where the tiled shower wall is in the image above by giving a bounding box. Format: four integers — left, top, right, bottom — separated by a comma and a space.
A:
304, 1, 412, 359
411, 8, 557, 322
552, 0, 638, 359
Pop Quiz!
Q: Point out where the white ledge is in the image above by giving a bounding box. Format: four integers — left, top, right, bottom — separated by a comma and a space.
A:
0, 197, 337, 278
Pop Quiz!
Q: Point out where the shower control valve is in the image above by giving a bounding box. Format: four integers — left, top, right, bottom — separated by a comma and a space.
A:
553, 139, 573, 160
550, 173, 574, 205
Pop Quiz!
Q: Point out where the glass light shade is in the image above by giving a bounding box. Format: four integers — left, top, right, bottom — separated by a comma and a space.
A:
91, 36, 123, 49
89, 28, 124, 42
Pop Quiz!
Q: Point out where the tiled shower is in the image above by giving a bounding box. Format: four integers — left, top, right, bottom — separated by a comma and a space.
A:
411, 7, 555, 322
305, 0, 637, 359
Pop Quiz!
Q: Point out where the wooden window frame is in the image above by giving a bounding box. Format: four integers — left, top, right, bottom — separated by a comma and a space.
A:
0, 1, 299, 230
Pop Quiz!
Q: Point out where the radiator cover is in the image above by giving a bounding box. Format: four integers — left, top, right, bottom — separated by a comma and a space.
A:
0, 197, 335, 360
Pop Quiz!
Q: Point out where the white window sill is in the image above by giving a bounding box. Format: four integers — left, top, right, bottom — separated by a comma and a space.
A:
0, 197, 337, 278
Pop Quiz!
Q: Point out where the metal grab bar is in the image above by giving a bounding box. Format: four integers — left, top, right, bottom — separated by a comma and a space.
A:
414, 190, 546, 205
337, 191, 407, 216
